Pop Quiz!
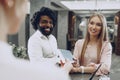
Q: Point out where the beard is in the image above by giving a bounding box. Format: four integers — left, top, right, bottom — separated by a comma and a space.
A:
38, 26, 53, 36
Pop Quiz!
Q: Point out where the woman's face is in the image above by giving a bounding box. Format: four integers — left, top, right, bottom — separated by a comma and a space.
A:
5, 0, 28, 34
88, 16, 102, 38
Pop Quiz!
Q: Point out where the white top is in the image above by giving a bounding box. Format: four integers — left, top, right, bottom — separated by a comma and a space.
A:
0, 41, 70, 80
84, 44, 97, 66
114, 24, 118, 36
28, 30, 65, 63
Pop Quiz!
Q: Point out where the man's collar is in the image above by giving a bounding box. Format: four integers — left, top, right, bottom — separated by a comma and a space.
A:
36, 30, 51, 39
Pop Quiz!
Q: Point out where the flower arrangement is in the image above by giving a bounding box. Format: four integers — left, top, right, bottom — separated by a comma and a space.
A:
9, 42, 29, 60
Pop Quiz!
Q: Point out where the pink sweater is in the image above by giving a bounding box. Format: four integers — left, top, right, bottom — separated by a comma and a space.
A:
73, 39, 112, 75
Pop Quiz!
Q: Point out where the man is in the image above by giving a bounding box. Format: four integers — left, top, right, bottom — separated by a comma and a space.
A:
28, 7, 65, 64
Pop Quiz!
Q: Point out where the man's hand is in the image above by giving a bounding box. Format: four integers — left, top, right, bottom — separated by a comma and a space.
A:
63, 59, 73, 73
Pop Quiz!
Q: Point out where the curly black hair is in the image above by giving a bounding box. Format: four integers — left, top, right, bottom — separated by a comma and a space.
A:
31, 7, 56, 30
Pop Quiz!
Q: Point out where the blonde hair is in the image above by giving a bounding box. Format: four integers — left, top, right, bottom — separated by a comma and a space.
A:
80, 13, 109, 65
0, 2, 8, 41
0, 0, 27, 23
0, 0, 27, 41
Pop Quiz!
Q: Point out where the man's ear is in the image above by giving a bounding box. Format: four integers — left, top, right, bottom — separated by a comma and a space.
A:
4, 0, 14, 8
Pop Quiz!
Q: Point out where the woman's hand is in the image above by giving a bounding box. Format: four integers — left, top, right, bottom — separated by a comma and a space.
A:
72, 58, 79, 67
87, 62, 97, 69
87, 63, 109, 75
70, 67, 79, 73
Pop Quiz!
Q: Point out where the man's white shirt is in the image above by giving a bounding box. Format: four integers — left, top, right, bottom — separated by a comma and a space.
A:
28, 30, 65, 63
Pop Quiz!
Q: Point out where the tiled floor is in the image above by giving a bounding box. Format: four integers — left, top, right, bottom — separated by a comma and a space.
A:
110, 53, 120, 80
111, 53, 120, 72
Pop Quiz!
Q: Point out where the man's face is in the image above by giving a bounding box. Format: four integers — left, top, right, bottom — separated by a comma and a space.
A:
39, 15, 53, 36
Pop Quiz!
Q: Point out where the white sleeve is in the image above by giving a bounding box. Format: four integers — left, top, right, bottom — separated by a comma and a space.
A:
52, 36, 65, 63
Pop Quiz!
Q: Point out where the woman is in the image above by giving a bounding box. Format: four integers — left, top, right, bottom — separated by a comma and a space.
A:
0, 0, 72, 80
71, 13, 112, 75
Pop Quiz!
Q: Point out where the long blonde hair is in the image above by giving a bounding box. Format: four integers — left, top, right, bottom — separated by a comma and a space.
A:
0, 0, 27, 40
80, 13, 109, 65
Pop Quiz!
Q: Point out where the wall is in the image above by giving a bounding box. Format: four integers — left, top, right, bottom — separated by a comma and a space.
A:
30, 0, 46, 35
57, 11, 68, 49
74, 16, 81, 39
